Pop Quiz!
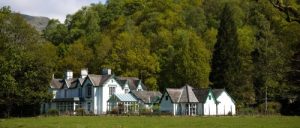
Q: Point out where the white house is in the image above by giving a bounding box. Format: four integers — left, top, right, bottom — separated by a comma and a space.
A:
42, 69, 147, 115
212, 89, 236, 115
159, 84, 235, 116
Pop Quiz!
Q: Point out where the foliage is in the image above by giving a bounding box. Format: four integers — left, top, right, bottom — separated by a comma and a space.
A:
75, 108, 86, 116
1, 0, 300, 117
47, 109, 59, 116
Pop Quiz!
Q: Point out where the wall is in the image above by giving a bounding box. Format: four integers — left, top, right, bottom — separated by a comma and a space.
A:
203, 92, 217, 115
216, 92, 236, 115
159, 93, 173, 115
101, 78, 123, 114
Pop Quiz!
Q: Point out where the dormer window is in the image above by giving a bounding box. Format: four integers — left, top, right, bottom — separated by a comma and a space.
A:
165, 95, 168, 101
125, 89, 129, 94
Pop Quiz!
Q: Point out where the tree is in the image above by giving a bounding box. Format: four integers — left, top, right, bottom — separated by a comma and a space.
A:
173, 29, 211, 88
269, 0, 300, 23
210, 4, 255, 105
0, 7, 56, 117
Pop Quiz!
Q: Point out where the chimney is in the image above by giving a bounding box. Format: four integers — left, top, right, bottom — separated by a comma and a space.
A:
81, 68, 88, 78
65, 70, 73, 79
101, 68, 112, 75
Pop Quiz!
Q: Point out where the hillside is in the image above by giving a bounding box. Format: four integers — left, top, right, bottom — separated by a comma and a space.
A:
20, 14, 49, 32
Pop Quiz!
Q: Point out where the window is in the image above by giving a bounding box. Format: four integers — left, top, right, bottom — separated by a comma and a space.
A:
87, 86, 92, 97
208, 95, 211, 100
137, 89, 142, 91
165, 95, 168, 100
191, 104, 197, 115
125, 89, 129, 94
53, 91, 56, 99
109, 87, 116, 97
78, 88, 82, 97
64, 89, 67, 98
87, 102, 91, 112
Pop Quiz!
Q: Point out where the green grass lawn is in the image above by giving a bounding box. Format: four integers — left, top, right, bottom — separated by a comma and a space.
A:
0, 116, 299, 128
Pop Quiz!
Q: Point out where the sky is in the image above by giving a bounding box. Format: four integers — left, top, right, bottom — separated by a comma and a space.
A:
0, 0, 107, 23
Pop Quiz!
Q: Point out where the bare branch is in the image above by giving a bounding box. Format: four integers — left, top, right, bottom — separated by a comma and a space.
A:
269, 0, 300, 23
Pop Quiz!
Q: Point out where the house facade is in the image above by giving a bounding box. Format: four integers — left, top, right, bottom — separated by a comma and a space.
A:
42, 69, 147, 115
159, 84, 235, 116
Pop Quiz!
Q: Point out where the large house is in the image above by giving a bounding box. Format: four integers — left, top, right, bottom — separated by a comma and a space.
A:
159, 84, 236, 116
41, 69, 147, 114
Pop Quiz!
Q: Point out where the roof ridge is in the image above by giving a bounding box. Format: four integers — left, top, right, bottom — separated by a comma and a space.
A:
177, 88, 183, 103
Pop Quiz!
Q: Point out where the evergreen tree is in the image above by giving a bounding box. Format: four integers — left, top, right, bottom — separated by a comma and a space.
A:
210, 4, 247, 103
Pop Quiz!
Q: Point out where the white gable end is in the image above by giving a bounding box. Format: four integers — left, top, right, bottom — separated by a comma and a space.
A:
216, 92, 236, 115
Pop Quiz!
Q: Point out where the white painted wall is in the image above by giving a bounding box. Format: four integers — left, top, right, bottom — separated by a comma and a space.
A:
216, 92, 236, 115
159, 93, 174, 115
203, 92, 217, 115
100, 78, 123, 114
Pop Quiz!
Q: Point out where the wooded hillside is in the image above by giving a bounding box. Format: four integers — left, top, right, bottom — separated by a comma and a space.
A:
0, 0, 299, 117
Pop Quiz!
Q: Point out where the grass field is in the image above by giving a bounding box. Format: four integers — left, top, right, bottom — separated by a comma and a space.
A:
0, 116, 299, 128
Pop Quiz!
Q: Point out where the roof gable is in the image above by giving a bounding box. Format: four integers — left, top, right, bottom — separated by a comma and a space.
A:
82, 74, 113, 86
165, 88, 182, 103
213, 89, 236, 103
192, 88, 209, 103
179, 84, 199, 103
50, 79, 64, 89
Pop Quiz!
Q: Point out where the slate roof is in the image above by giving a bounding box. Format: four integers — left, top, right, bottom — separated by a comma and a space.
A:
165, 85, 199, 103
165, 88, 182, 103
65, 78, 78, 88
87, 74, 112, 86
131, 90, 162, 104
193, 88, 210, 102
116, 77, 147, 90
109, 93, 137, 102
50, 79, 64, 89
212, 89, 224, 98
179, 84, 198, 103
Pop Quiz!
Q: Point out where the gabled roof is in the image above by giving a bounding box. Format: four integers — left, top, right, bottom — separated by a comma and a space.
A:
50, 79, 64, 89
165, 85, 199, 103
65, 78, 78, 88
212, 89, 224, 98
131, 90, 162, 104
179, 84, 198, 103
192, 88, 210, 103
108, 93, 137, 102
115, 77, 147, 90
86, 74, 113, 86
212, 89, 236, 103
165, 88, 182, 103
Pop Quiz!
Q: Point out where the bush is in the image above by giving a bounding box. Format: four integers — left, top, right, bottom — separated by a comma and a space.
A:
258, 102, 281, 115
238, 107, 259, 115
75, 108, 85, 116
47, 109, 59, 116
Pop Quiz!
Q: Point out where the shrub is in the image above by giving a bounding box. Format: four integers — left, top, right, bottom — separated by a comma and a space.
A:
258, 102, 281, 115
75, 108, 85, 116
47, 109, 59, 116
238, 107, 259, 115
